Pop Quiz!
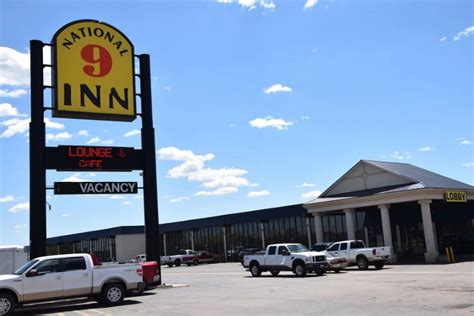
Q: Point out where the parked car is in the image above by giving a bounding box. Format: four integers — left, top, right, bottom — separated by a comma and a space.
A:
161, 249, 196, 267
0, 253, 145, 315
325, 253, 348, 273
243, 243, 329, 277
312, 243, 332, 252
324, 240, 391, 270
134, 254, 147, 263
238, 248, 263, 265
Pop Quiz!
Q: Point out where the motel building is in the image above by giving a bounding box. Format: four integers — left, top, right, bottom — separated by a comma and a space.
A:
46, 160, 473, 264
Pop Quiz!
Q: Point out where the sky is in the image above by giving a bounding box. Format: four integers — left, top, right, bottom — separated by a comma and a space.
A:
0, 0, 472, 246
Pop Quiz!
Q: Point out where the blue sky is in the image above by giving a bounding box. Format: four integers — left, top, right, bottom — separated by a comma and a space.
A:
0, 0, 472, 246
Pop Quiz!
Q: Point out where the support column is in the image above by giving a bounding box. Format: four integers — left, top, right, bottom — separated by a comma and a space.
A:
191, 230, 195, 251
314, 213, 323, 243
395, 225, 402, 253
163, 233, 167, 256
378, 204, 394, 260
306, 217, 312, 249
364, 227, 370, 247
260, 223, 265, 249
419, 200, 438, 263
344, 209, 356, 240
223, 226, 227, 263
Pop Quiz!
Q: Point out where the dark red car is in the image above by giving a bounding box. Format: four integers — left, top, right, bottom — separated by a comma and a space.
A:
185, 251, 218, 266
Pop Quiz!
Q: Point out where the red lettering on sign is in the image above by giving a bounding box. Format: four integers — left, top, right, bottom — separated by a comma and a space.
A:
81, 44, 112, 77
79, 159, 103, 168
68, 147, 113, 158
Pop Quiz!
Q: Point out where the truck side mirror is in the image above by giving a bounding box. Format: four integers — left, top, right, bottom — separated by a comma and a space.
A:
26, 269, 44, 277
281, 250, 290, 256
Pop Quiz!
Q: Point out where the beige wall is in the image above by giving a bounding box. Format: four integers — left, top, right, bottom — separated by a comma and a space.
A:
115, 234, 145, 262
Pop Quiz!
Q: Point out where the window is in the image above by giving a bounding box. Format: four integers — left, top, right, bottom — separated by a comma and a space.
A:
35, 259, 60, 274
350, 241, 365, 249
268, 246, 277, 255
328, 243, 339, 251
340, 243, 347, 250
64, 257, 86, 271
277, 246, 289, 255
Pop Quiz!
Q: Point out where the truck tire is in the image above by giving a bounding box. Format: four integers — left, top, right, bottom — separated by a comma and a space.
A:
316, 270, 325, 276
374, 262, 384, 270
187, 263, 192, 266
293, 262, 307, 277
250, 263, 262, 277
193, 259, 199, 266
270, 269, 280, 276
0, 292, 15, 315
101, 283, 125, 306
167, 263, 174, 268
356, 256, 369, 270
175, 259, 182, 267
334, 269, 341, 273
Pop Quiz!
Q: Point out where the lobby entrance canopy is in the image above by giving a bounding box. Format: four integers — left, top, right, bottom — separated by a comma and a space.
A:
304, 160, 474, 263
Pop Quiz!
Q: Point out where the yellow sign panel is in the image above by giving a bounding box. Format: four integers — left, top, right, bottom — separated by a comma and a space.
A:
444, 191, 467, 203
52, 20, 136, 121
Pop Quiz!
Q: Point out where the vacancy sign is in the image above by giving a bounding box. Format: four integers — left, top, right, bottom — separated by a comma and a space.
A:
54, 182, 138, 195
52, 19, 136, 121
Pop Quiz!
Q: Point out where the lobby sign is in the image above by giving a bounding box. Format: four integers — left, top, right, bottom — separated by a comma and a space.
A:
52, 19, 136, 121
444, 191, 467, 203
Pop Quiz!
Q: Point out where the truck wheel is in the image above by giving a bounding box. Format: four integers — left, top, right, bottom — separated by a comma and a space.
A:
316, 270, 325, 276
357, 256, 369, 270
212, 258, 218, 263
270, 269, 280, 276
175, 259, 182, 267
250, 264, 262, 277
374, 262, 384, 270
187, 263, 192, 266
193, 259, 199, 266
293, 263, 307, 277
0, 293, 15, 315
167, 263, 174, 268
334, 269, 341, 273
101, 283, 125, 306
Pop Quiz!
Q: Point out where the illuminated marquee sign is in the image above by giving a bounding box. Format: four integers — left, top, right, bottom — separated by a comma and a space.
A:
45, 145, 142, 171
444, 191, 467, 203
54, 182, 138, 195
52, 20, 136, 121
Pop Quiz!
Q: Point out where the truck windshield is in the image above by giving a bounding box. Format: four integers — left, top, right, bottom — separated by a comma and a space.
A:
287, 244, 309, 253
13, 259, 39, 275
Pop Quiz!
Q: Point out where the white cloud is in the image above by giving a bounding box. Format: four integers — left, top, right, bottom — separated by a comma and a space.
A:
299, 182, 316, 187
122, 201, 132, 206
194, 187, 238, 196
301, 190, 322, 199
264, 84, 292, 94
304, 0, 318, 9
44, 118, 64, 130
158, 147, 214, 162
229, 124, 237, 128
9, 202, 29, 213
110, 195, 125, 199
249, 116, 293, 130
461, 162, 474, 167
260, 0, 275, 9
169, 196, 190, 203
14, 224, 27, 229
61, 213, 72, 217
61, 173, 91, 182
0, 47, 30, 86
301, 116, 310, 120
88, 173, 96, 177
0, 103, 20, 117
0, 89, 28, 98
78, 130, 89, 136
0, 118, 29, 137
134, 195, 143, 199
86, 137, 113, 145
459, 139, 471, 145
217, 0, 233, 3
101, 139, 113, 145
246, 190, 270, 198
440, 37, 447, 42
124, 129, 140, 137
0, 195, 16, 202
453, 26, 474, 41
46, 132, 72, 141
391, 151, 411, 160
418, 146, 433, 152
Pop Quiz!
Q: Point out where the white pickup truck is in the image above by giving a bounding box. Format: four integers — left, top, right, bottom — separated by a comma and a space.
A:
243, 243, 329, 277
161, 249, 196, 267
0, 253, 145, 315
325, 240, 391, 270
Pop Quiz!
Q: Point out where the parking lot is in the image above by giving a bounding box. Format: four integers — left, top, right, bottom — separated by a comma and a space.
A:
15, 262, 473, 315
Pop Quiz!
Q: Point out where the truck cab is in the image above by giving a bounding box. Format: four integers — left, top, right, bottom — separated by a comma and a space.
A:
325, 240, 391, 270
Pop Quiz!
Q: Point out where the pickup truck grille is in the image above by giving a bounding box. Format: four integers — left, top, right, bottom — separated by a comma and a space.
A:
312, 255, 326, 262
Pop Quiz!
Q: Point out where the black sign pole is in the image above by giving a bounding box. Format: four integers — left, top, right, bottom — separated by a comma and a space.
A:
139, 54, 161, 281
29, 40, 47, 259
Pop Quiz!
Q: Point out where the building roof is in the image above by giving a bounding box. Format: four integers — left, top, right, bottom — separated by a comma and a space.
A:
309, 160, 473, 202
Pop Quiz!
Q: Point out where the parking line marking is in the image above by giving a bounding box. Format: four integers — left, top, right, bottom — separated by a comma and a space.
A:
57, 313, 66, 316
74, 311, 90, 315
88, 309, 112, 316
